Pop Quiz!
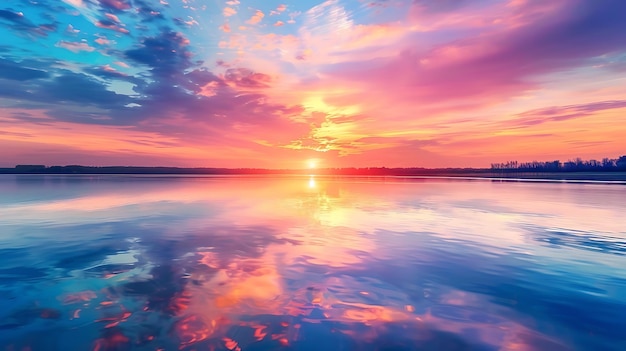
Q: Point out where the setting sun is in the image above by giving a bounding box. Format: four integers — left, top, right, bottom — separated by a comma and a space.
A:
307, 159, 318, 169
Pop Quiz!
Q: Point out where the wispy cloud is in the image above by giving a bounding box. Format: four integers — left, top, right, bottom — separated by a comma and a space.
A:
98, 0, 131, 11
56, 40, 96, 53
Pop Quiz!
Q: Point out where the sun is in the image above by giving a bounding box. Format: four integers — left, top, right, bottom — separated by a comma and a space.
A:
307, 159, 317, 169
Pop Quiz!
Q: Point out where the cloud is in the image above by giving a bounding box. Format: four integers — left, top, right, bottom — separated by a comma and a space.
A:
97, 0, 131, 11
104, 13, 122, 23
0, 58, 49, 81
174, 16, 199, 27
219, 23, 231, 32
41, 71, 131, 107
223, 68, 272, 89
132, 0, 166, 22
210, 0, 626, 160
83, 65, 140, 85
94, 36, 111, 45
0, 59, 132, 123
0, 9, 27, 22
319, 0, 626, 112
0, 8, 56, 36
65, 24, 80, 34
96, 18, 130, 34
246, 10, 264, 25
223, 7, 237, 17
411, 0, 469, 15
63, 0, 85, 8
270, 4, 287, 16
115, 29, 306, 144
125, 30, 192, 76
506, 100, 626, 128
56, 40, 96, 53
3, 0, 625, 168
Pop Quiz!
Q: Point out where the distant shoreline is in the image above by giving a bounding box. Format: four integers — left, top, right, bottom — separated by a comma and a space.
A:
2, 166, 626, 182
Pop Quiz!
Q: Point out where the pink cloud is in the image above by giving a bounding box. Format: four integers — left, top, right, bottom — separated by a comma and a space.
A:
270, 4, 287, 16
223, 7, 237, 17
94, 37, 110, 45
104, 13, 121, 23
219, 23, 231, 32
300, 0, 623, 121
407, 0, 568, 32
56, 40, 96, 53
246, 10, 264, 25
223, 68, 272, 89
100, 64, 126, 75
98, 0, 130, 11
63, 0, 84, 7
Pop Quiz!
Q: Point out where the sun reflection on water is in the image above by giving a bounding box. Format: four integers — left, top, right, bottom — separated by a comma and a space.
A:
0, 176, 625, 350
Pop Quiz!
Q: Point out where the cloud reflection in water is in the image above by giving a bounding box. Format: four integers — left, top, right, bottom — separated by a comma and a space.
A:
0, 175, 624, 350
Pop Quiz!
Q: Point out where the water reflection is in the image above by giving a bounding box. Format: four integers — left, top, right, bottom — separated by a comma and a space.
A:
308, 175, 316, 189
0, 175, 625, 350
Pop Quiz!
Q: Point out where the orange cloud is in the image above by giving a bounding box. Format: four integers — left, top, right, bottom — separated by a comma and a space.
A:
223, 7, 236, 17
219, 23, 231, 32
246, 10, 264, 25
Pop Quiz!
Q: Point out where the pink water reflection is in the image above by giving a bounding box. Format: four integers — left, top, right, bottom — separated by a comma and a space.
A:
1, 176, 625, 350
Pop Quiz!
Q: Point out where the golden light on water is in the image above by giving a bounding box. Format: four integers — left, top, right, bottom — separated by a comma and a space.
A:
308, 176, 316, 189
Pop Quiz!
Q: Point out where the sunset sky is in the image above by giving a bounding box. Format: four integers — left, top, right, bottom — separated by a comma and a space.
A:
1, 0, 625, 168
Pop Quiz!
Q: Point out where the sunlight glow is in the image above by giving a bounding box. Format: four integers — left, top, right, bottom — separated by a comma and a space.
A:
308, 176, 316, 189
302, 95, 361, 116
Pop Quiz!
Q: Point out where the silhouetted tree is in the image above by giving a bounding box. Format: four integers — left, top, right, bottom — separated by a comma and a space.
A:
490, 155, 625, 172
617, 155, 626, 170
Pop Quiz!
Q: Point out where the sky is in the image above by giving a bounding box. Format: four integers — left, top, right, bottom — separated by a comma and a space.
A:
1, 0, 625, 169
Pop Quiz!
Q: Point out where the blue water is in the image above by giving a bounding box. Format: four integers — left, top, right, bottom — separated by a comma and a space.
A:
0, 175, 625, 350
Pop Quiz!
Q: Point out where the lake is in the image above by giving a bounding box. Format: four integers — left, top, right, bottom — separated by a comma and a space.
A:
0, 175, 625, 351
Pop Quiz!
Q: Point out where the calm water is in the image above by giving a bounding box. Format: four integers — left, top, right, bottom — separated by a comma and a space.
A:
0, 175, 625, 351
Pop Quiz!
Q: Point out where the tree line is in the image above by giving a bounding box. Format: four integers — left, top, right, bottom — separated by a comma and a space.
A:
2, 154, 625, 175
491, 155, 626, 171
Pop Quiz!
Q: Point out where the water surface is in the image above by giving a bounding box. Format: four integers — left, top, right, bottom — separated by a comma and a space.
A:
0, 175, 625, 350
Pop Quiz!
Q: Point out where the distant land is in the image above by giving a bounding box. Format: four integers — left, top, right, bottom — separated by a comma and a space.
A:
1, 155, 625, 181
